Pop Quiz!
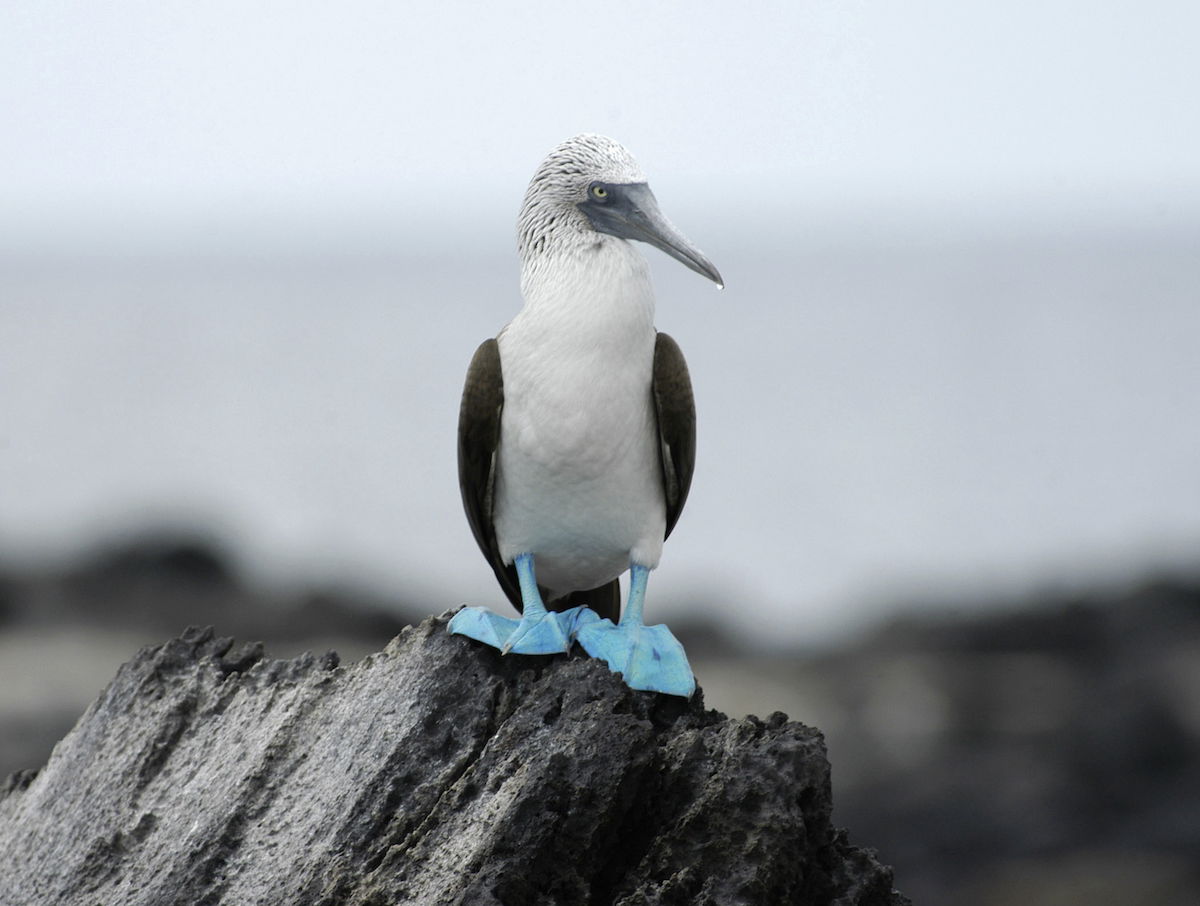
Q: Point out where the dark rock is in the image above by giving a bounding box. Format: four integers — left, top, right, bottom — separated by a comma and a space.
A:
67, 535, 238, 590
0, 530, 421, 642
827, 577, 1200, 905
0, 616, 907, 906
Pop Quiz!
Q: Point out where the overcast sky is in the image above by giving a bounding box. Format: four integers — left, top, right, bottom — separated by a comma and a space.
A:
3, 1, 1199, 248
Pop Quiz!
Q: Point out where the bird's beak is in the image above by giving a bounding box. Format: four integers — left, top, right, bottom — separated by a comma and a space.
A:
582, 182, 724, 289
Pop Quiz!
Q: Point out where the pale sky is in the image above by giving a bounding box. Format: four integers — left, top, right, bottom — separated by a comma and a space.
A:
3, 1, 1199, 247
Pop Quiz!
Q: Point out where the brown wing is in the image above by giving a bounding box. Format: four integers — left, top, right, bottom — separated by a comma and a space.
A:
458, 338, 522, 610
652, 332, 697, 539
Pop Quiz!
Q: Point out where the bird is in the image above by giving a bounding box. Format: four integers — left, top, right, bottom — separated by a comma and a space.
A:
449, 134, 722, 697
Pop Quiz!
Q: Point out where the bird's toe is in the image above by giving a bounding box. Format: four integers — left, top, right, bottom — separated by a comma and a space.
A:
500, 609, 573, 655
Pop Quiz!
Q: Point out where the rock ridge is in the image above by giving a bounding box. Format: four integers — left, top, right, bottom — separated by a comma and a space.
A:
0, 615, 908, 905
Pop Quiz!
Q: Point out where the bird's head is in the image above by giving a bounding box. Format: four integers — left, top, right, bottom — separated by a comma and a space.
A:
518, 134, 723, 288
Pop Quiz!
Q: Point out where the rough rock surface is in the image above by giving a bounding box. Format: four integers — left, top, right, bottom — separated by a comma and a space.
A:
0, 615, 908, 906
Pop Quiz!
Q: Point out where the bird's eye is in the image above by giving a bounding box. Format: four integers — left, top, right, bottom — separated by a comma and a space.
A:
590, 185, 608, 200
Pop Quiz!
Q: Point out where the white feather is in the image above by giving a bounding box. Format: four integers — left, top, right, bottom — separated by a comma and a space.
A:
493, 233, 666, 599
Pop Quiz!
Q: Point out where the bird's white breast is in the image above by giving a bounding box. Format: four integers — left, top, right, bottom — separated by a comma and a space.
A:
493, 239, 666, 597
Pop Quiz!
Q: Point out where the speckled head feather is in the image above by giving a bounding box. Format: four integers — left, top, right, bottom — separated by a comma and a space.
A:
517, 134, 647, 259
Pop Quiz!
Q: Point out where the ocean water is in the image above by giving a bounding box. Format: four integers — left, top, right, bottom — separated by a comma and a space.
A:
2, 227, 1198, 644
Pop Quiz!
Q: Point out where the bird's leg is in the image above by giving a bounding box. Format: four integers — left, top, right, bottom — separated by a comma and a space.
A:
620, 562, 650, 627
449, 553, 577, 655
575, 563, 696, 697
500, 553, 575, 654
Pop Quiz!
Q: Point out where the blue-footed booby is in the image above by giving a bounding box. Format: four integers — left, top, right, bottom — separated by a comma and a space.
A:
449, 134, 722, 697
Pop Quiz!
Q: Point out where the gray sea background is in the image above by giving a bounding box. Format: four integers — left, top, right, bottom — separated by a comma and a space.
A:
4, 216, 1197, 646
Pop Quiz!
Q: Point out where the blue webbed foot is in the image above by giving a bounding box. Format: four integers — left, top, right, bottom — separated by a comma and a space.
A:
576, 618, 696, 697
574, 563, 696, 698
500, 604, 579, 654
449, 605, 582, 654
449, 552, 582, 656
449, 605, 518, 649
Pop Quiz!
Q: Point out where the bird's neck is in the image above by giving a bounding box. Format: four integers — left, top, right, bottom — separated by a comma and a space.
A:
516, 236, 656, 340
